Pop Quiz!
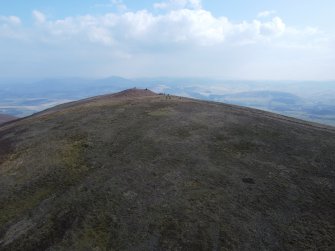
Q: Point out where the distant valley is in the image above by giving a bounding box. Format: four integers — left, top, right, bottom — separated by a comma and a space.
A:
1, 77, 334, 126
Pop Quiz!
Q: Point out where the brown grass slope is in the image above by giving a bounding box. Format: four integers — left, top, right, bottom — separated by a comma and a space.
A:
0, 89, 334, 250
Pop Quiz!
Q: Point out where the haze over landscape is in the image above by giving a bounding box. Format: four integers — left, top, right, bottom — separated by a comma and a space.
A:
1, 77, 335, 126
1, 1, 335, 250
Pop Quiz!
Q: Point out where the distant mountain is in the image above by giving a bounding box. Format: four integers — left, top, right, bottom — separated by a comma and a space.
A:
0, 114, 16, 124
0, 89, 334, 250
0, 78, 334, 126
0, 77, 139, 117
0, 76, 136, 100
203, 90, 335, 126
209, 90, 303, 106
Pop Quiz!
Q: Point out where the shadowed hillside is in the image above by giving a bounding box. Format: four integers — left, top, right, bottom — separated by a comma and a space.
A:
0, 89, 334, 250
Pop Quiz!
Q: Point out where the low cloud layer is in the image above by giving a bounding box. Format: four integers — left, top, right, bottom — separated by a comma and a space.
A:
0, 0, 333, 79
21, 8, 319, 47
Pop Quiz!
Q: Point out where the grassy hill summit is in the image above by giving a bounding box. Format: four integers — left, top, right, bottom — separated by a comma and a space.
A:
0, 89, 334, 250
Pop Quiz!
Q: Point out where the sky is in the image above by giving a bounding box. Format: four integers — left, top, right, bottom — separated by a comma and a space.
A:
0, 0, 334, 80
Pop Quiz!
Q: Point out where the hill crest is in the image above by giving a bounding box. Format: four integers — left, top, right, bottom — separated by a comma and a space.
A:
0, 89, 334, 250
110, 88, 157, 98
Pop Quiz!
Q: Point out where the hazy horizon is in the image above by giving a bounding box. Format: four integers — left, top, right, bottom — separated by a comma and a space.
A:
1, 76, 335, 82
0, 77, 334, 127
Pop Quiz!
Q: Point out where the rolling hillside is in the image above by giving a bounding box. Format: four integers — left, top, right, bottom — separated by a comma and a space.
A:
0, 89, 334, 250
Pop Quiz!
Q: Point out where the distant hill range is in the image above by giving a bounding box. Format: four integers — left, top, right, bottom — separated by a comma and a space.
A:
0, 89, 334, 250
0, 77, 334, 126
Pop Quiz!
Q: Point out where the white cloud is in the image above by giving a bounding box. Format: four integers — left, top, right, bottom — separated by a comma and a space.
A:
258, 10, 276, 18
0, 7, 333, 80
95, 0, 127, 12
259, 17, 286, 36
26, 9, 299, 48
154, 0, 202, 10
33, 10, 46, 24
111, 0, 127, 12
0, 15, 22, 39
0, 15, 21, 26
154, 2, 168, 9
2, 8, 326, 52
